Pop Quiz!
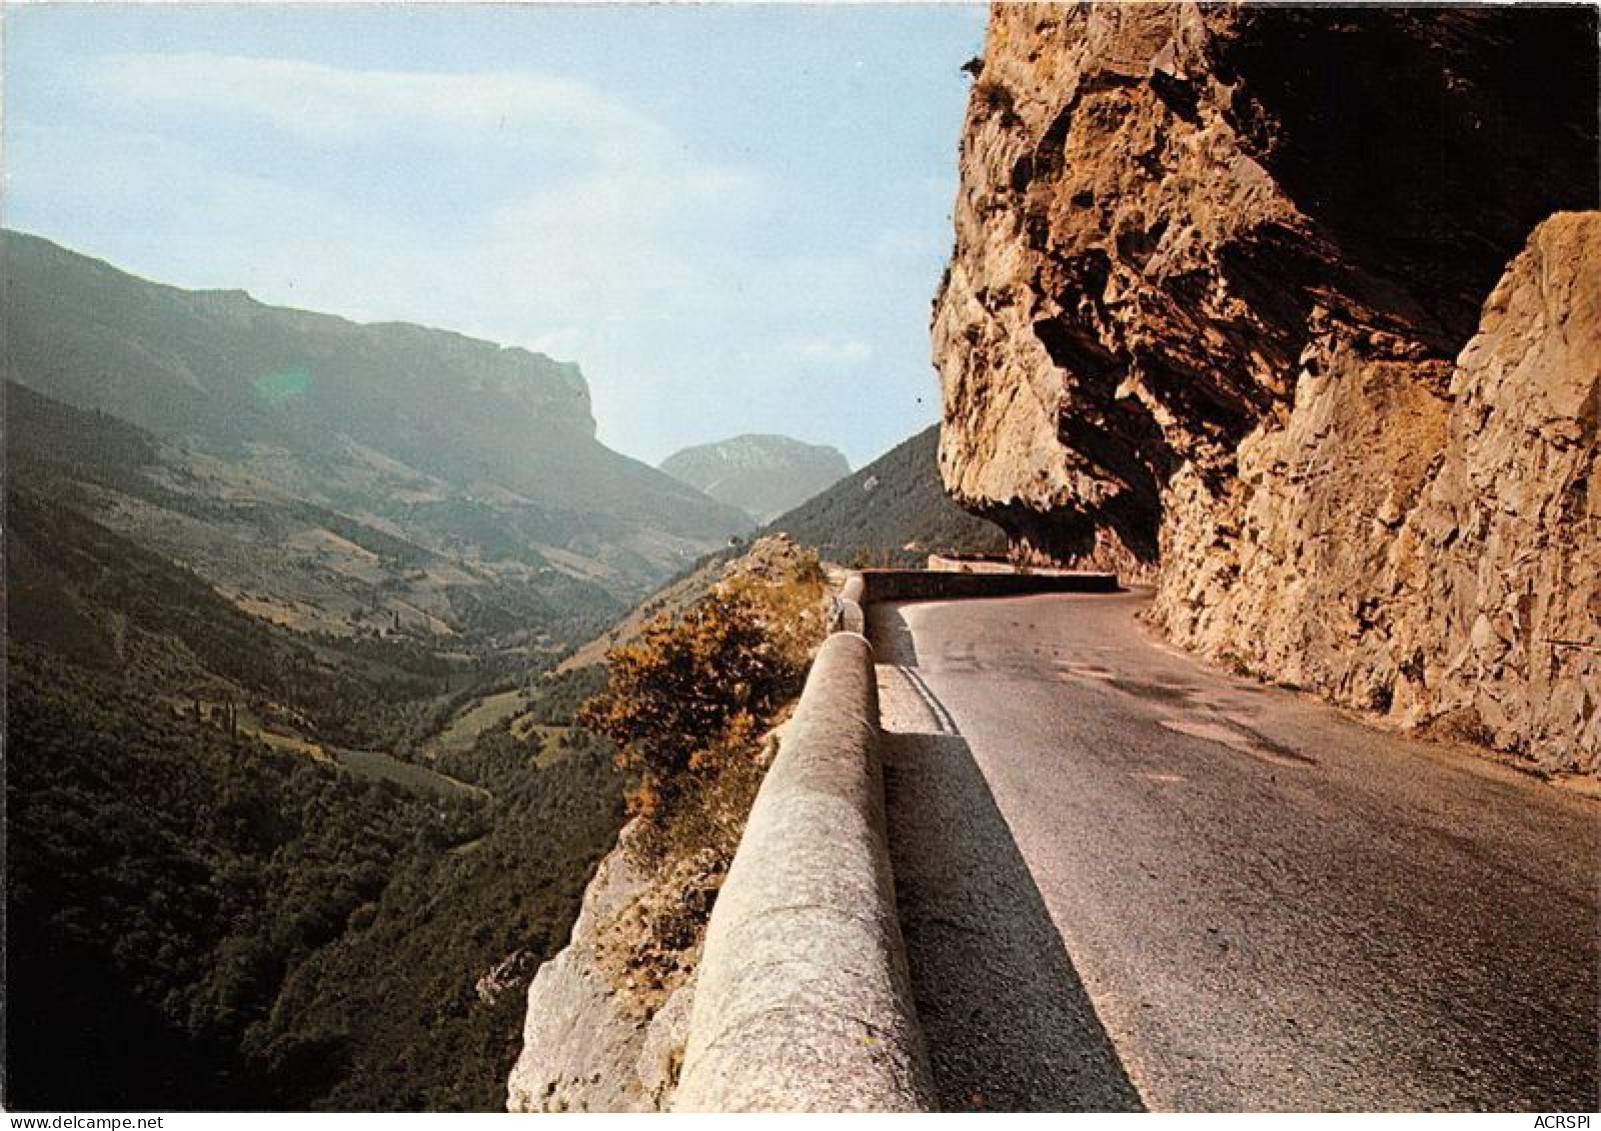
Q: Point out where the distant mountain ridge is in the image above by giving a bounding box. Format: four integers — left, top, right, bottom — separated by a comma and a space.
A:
765, 425, 1005, 566
4, 379, 626, 650
659, 433, 850, 523
2, 230, 751, 597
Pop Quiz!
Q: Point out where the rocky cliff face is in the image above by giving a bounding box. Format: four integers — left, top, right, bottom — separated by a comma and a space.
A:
933, 4, 1599, 772
505, 821, 702, 1113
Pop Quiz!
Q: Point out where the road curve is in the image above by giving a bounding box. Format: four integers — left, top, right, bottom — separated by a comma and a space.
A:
872, 589, 1599, 1112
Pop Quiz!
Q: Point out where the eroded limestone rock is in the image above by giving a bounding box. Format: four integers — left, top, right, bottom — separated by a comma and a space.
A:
934, 3, 1598, 771
505, 822, 706, 1112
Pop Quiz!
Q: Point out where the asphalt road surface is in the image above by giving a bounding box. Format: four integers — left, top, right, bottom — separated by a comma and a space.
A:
871, 589, 1599, 1112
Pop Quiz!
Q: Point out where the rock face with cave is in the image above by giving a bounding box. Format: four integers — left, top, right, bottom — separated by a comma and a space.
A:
933, 3, 1599, 771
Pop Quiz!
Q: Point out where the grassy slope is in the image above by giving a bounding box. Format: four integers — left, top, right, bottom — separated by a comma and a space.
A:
5, 378, 627, 655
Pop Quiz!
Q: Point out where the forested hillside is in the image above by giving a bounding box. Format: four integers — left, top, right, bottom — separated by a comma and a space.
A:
5, 481, 626, 1108
765, 425, 1005, 566
1, 249, 679, 1109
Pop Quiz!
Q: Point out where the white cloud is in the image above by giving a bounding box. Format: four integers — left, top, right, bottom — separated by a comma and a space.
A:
788, 337, 876, 365
6, 120, 431, 307
481, 161, 771, 320
87, 53, 666, 155
64, 51, 778, 318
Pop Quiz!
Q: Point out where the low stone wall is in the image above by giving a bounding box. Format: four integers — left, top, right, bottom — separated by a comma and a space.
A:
673, 566, 1122, 1112
831, 574, 866, 635
859, 568, 1119, 603
671, 631, 935, 1112
924, 553, 1015, 573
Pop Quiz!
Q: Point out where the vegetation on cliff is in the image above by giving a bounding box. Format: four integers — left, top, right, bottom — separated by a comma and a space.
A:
505, 538, 833, 1111
580, 539, 827, 868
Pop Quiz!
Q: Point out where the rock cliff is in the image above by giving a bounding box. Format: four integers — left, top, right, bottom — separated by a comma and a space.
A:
505, 821, 702, 1113
933, 4, 1598, 772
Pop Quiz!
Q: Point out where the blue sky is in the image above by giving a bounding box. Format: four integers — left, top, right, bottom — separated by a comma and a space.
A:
3, 3, 987, 467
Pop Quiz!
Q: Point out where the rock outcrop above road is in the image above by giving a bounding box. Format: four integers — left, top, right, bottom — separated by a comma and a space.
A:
933, 4, 1599, 771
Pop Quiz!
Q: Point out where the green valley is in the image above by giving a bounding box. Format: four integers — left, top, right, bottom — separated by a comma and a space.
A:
1, 236, 758, 1109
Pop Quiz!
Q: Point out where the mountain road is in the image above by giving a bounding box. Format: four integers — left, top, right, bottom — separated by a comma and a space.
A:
871, 590, 1599, 1112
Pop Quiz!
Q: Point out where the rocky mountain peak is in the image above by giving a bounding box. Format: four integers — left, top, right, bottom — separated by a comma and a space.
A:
660, 434, 850, 524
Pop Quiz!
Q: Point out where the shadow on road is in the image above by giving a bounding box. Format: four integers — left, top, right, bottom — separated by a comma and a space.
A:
883, 729, 1143, 1112
867, 602, 920, 667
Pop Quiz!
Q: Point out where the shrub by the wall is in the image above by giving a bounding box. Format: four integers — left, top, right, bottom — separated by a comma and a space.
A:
577, 545, 826, 867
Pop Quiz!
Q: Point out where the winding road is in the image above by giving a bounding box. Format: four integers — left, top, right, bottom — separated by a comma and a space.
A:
871, 590, 1599, 1112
